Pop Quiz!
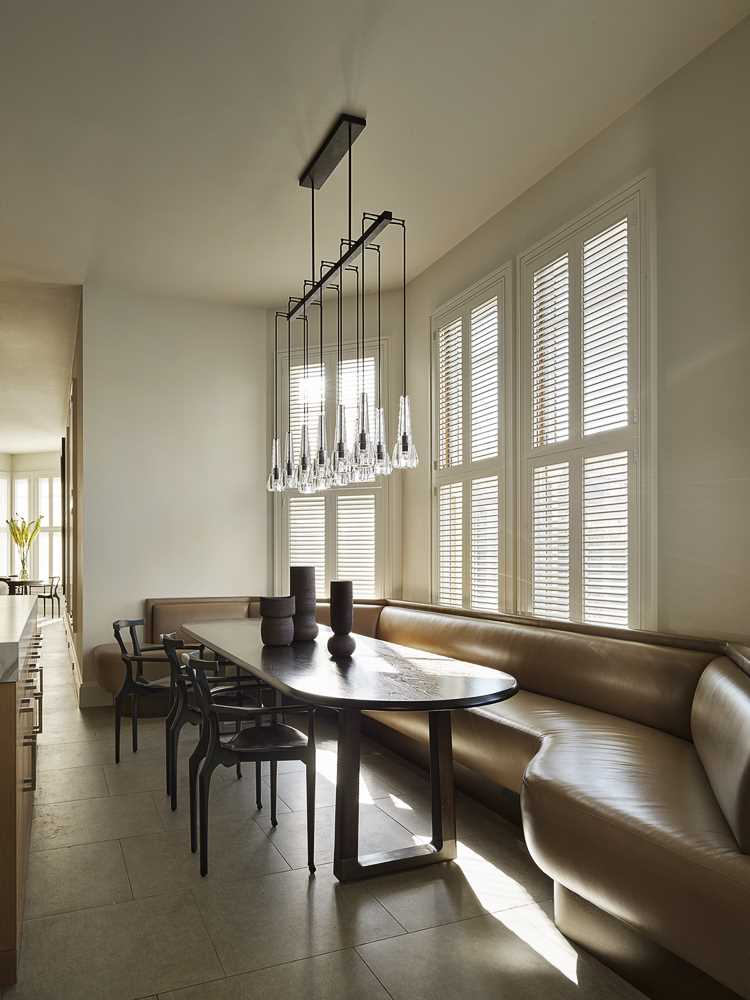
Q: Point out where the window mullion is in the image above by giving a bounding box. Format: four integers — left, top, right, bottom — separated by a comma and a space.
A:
569, 452, 583, 622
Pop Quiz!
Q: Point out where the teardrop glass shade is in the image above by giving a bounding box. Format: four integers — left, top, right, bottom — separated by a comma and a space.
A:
283, 430, 298, 489
352, 391, 375, 481
313, 412, 331, 490
266, 437, 285, 492
297, 423, 316, 493
392, 394, 419, 469
331, 403, 351, 485
373, 408, 392, 477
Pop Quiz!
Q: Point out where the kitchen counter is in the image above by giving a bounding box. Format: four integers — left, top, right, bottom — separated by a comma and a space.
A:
0, 597, 38, 683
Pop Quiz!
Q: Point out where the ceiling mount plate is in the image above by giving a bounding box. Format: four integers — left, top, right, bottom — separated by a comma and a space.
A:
299, 113, 366, 190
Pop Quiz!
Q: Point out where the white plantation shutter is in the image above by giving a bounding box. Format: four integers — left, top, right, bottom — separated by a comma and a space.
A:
532, 462, 570, 620
438, 318, 463, 469
520, 181, 650, 629
336, 494, 376, 597
532, 254, 569, 448
471, 476, 499, 611
339, 357, 376, 454
438, 482, 463, 606
583, 219, 629, 436
583, 452, 629, 626
290, 362, 325, 456
471, 297, 499, 462
288, 496, 326, 598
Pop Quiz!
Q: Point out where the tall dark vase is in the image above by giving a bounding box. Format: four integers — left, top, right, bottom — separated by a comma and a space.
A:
327, 580, 355, 659
290, 565, 319, 641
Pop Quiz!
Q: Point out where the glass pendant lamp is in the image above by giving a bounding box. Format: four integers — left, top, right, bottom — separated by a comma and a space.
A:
296, 313, 316, 493
267, 313, 285, 491
331, 280, 351, 484
369, 245, 392, 477
392, 222, 419, 469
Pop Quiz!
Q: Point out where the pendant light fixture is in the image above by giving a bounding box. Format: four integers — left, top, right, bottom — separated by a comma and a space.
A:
392, 221, 419, 469
267, 313, 284, 492
267, 112, 418, 495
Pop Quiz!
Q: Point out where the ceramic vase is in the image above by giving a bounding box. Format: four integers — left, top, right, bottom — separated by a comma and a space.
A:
290, 565, 319, 641
327, 580, 356, 658
259, 595, 295, 646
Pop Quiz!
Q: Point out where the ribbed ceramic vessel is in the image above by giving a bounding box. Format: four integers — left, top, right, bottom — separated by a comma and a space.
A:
327, 580, 355, 658
259, 595, 295, 646
290, 565, 319, 641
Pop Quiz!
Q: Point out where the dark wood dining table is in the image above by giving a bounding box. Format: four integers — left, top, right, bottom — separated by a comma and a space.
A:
182, 618, 517, 882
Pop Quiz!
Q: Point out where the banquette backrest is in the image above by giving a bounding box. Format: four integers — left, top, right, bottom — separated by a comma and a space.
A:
375, 605, 717, 740
144, 596, 260, 644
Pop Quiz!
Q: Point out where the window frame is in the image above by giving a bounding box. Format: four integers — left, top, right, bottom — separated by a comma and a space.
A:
428, 173, 656, 629
517, 174, 656, 629
273, 336, 392, 600
430, 263, 515, 612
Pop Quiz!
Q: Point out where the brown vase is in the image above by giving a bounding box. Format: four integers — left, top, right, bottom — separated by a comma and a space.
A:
327, 580, 355, 659
259, 596, 295, 646
290, 565, 319, 641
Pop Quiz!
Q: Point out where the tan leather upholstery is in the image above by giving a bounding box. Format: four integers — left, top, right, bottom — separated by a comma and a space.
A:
521, 721, 750, 999
692, 656, 750, 851
144, 596, 258, 643
316, 602, 383, 638
377, 606, 712, 739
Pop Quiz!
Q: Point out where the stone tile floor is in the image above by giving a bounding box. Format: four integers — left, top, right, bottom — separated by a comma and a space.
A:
2, 616, 646, 1000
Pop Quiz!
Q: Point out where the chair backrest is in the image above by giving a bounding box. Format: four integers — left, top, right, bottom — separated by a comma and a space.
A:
186, 654, 218, 721
50, 575, 60, 596
162, 633, 190, 694
112, 618, 146, 658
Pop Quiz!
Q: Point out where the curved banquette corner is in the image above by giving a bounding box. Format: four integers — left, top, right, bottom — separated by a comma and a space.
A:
363, 603, 750, 1000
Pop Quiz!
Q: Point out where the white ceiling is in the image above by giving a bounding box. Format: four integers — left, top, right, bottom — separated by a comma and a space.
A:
0, 284, 80, 454
0, 1, 747, 307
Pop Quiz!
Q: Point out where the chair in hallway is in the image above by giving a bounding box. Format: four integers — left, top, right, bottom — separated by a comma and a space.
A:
162, 633, 264, 810
37, 576, 61, 617
188, 654, 317, 876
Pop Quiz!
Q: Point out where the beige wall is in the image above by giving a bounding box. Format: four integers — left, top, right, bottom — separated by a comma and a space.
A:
402, 19, 750, 640
82, 285, 268, 700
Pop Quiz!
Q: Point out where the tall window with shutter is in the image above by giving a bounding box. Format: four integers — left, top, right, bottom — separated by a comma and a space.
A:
431, 266, 511, 611
520, 181, 651, 627
278, 344, 387, 600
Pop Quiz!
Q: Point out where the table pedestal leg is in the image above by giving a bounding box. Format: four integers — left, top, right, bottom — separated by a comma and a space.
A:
333, 709, 457, 882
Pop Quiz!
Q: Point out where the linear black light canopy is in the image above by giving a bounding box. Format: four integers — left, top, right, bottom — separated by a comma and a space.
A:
286, 210, 391, 322
299, 112, 366, 189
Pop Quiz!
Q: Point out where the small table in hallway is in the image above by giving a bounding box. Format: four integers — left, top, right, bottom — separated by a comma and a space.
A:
183, 618, 517, 882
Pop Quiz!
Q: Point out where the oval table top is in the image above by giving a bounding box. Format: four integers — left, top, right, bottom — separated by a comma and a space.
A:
182, 618, 517, 712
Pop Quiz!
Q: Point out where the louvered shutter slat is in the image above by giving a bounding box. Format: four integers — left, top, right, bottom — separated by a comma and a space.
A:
583, 451, 629, 626
438, 482, 463, 606
470, 297, 499, 462
288, 496, 326, 598
438, 318, 462, 469
583, 218, 629, 436
471, 476, 499, 611
531, 254, 569, 449
336, 494, 376, 598
532, 462, 569, 619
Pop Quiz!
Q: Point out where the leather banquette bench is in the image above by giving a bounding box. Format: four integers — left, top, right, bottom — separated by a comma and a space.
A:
94, 596, 750, 1000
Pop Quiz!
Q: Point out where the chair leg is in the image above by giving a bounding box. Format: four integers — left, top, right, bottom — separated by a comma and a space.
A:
131, 694, 139, 753
198, 758, 218, 877
165, 690, 181, 796
270, 761, 278, 827
255, 761, 262, 810
189, 726, 209, 854
169, 719, 183, 812
114, 690, 125, 764
236, 762, 242, 779
306, 754, 316, 873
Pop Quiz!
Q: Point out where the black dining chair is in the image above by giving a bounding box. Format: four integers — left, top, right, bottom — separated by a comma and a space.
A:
37, 576, 61, 617
112, 619, 190, 764
162, 634, 264, 810
187, 653, 317, 876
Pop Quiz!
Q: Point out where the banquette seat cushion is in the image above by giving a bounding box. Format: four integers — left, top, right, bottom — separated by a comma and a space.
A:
366, 605, 750, 999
